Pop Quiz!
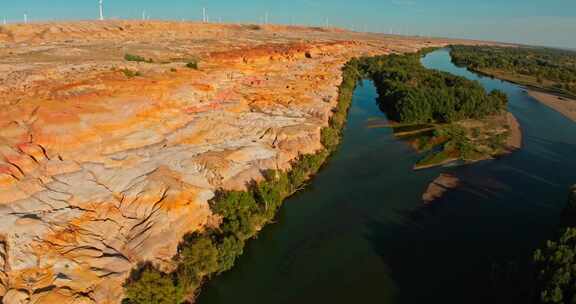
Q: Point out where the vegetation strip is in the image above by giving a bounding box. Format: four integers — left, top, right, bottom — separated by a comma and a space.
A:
450, 45, 576, 98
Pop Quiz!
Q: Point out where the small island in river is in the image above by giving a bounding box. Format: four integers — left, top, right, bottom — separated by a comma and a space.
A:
354, 50, 522, 170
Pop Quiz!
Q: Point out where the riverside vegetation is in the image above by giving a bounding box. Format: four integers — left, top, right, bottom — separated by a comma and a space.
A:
123, 50, 513, 303
534, 187, 576, 304
450, 45, 576, 97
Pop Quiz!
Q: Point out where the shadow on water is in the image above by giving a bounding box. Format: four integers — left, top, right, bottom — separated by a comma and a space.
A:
199, 50, 576, 304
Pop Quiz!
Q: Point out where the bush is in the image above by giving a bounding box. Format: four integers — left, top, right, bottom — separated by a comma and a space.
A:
121, 69, 141, 78
321, 127, 340, 151
534, 228, 576, 303
178, 235, 220, 278
216, 235, 244, 273
185, 60, 198, 69
125, 53, 153, 63
124, 267, 185, 304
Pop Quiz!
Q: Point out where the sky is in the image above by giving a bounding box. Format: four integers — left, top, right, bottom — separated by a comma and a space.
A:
1, 0, 575, 49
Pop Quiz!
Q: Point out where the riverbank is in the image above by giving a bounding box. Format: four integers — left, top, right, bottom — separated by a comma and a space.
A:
153, 48, 522, 303
454, 66, 576, 124
199, 47, 576, 304
123, 59, 362, 303
505, 112, 523, 150
528, 90, 576, 123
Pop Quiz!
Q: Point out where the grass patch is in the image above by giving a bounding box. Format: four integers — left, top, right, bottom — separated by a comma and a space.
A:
416, 150, 455, 168
412, 120, 510, 168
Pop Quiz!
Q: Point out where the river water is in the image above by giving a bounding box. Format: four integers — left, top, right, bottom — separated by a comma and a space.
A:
198, 49, 576, 304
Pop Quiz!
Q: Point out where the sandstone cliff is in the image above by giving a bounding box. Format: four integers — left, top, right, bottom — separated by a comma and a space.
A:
0, 21, 464, 303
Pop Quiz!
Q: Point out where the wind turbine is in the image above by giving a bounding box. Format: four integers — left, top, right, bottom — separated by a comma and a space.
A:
203, 8, 206, 22
264, 11, 268, 25
98, 0, 104, 21
24, 13, 28, 24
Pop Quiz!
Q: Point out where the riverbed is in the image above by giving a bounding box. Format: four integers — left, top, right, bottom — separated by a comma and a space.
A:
198, 49, 576, 304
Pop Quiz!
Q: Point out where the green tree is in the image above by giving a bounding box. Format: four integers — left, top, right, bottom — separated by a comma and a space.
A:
179, 235, 220, 278
124, 268, 184, 304
534, 228, 576, 303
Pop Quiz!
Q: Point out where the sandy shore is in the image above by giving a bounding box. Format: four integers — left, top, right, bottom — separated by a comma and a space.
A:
506, 112, 523, 150
528, 90, 576, 123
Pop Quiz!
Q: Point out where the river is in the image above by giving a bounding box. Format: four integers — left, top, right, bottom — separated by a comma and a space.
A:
198, 49, 576, 304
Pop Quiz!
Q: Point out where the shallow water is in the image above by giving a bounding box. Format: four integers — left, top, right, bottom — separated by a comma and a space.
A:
198, 49, 576, 304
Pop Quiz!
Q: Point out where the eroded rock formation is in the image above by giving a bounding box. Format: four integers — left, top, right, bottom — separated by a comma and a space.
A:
0, 21, 468, 303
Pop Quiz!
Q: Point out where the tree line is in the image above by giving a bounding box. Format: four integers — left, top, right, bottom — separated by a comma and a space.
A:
450, 45, 576, 96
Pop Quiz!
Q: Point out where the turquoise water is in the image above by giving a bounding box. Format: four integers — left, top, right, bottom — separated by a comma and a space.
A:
198, 49, 576, 304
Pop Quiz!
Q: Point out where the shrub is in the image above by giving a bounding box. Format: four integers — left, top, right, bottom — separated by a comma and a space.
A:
121, 69, 141, 78
216, 235, 244, 273
125, 53, 153, 63
534, 228, 576, 303
124, 267, 185, 304
178, 234, 220, 279
185, 60, 198, 69
321, 127, 340, 152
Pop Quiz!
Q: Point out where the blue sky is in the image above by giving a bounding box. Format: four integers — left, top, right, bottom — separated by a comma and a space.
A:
2, 0, 575, 49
